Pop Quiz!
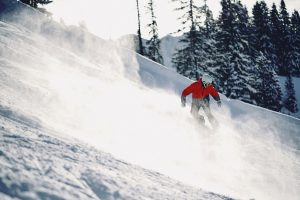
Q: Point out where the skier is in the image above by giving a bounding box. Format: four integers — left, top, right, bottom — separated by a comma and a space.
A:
181, 73, 221, 127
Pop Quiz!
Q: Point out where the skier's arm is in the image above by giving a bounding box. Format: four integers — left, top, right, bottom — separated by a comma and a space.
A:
209, 86, 221, 106
181, 83, 195, 107
181, 83, 196, 97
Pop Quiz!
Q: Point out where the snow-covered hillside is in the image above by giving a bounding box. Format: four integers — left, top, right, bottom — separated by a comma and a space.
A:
0, 1, 300, 200
159, 34, 180, 70
0, 15, 232, 200
0, 113, 232, 200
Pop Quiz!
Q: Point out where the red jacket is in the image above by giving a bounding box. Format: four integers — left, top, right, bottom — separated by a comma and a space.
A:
182, 79, 220, 101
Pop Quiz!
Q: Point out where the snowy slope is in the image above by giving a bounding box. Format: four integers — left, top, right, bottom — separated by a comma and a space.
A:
159, 34, 181, 70
0, 2, 233, 199
0, 1, 300, 200
0, 114, 231, 200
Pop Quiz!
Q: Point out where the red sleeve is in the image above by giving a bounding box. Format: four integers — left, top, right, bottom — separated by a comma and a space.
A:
182, 82, 196, 97
209, 85, 220, 101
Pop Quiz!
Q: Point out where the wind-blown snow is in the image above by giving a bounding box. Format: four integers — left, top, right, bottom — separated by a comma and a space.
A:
0, 1, 299, 200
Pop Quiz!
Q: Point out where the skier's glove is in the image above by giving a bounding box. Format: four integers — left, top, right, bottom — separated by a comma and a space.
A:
181, 96, 186, 107
217, 100, 222, 107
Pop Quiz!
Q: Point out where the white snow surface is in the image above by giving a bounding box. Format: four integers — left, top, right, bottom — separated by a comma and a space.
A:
0, 1, 300, 200
0, 114, 230, 200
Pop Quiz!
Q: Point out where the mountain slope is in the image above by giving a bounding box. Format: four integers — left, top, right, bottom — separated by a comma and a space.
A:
0, 1, 299, 200
0, 3, 233, 199
0, 113, 231, 200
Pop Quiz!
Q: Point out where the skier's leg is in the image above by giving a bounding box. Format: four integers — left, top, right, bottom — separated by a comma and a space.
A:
191, 99, 205, 124
190, 102, 199, 117
203, 102, 218, 127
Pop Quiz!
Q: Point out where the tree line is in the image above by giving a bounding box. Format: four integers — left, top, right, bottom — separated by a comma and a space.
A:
136, 0, 298, 115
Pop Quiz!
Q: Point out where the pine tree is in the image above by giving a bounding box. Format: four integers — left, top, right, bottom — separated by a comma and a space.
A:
203, 0, 216, 38
251, 1, 277, 72
286, 10, 300, 76
283, 74, 298, 113
270, 3, 282, 74
249, 1, 283, 110
280, 0, 290, 28
145, 0, 163, 65
171, 0, 204, 80
198, 1, 218, 77
216, 0, 234, 52
278, 0, 291, 75
253, 52, 282, 111
213, 0, 233, 92
136, 0, 145, 55
234, 0, 251, 46
214, 0, 254, 103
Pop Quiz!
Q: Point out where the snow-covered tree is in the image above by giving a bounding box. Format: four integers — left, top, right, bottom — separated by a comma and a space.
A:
253, 52, 282, 111
280, 0, 290, 30
145, 0, 163, 65
234, 0, 251, 48
248, 1, 283, 111
278, 0, 291, 75
214, 0, 254, 103
270, 3, 282, 74
283, 74, 298, 113
286, 10, 300, 76
270, 3, 283, 74
196, 0, 218, 78
136, 0, 145, 55
251, 1, 278, 72
203, 0, 216, 38
213, 0, 233, 92
171, 0, 205, 80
